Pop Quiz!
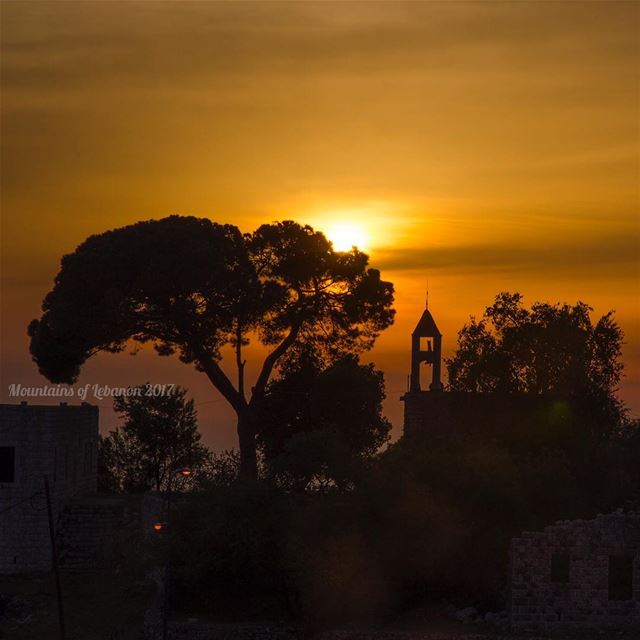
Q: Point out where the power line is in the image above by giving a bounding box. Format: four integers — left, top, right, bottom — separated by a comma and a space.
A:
0, 490, 44, 515
89, 388, 410, 410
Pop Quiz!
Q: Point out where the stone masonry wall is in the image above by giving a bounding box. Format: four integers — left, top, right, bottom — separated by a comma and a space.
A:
0, 403, 98, 574
401, 391, 568, 439
509, 511, 640, 632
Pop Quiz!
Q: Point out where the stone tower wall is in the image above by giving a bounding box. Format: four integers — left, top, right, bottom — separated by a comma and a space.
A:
401, 390, 570, 439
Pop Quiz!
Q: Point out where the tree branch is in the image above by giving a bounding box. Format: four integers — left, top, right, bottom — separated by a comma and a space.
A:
236, 320, 246, 404
195, 347, 246, 413
251, 321, 302, 405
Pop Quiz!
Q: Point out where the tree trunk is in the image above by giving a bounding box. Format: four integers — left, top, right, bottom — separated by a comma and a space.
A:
237, 410, 258, 480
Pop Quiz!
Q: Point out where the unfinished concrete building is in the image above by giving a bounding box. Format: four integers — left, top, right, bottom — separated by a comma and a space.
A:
0, 402, 99, 573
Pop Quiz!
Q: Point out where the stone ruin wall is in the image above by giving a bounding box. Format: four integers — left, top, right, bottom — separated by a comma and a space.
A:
509, 511, 640, 632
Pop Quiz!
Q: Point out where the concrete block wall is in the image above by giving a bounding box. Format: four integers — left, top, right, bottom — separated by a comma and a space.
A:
57, 495, 141, 572
0, 403, 98, 573
509, 511, 640, 632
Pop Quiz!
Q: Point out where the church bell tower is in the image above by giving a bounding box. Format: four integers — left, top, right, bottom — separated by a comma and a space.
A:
409, 298, 443, 392
401, 296, 447, 437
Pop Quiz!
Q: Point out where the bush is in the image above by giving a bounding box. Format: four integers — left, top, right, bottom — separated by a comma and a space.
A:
164, 418, 640, 626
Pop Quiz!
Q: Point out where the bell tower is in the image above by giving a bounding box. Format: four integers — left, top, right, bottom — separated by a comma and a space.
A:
409, 298, 443, 392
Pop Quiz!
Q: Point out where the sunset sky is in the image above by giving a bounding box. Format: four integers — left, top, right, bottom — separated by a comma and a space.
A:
1, 1, 639, 448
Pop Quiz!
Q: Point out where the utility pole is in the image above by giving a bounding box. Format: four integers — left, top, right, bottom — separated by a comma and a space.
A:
154, 467, 192, 640
162, 485, 171, 640
44, 474, 66, 640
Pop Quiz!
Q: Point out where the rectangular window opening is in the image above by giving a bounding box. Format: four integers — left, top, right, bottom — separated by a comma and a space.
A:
609, 555, 633, 601
550, 552, 570, 583
0, 447, 16, 483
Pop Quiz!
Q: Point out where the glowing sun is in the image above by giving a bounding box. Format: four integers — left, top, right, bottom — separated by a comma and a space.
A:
327, 221, 369, 252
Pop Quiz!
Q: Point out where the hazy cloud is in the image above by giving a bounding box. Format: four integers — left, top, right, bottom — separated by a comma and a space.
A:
376, 233, 640, 277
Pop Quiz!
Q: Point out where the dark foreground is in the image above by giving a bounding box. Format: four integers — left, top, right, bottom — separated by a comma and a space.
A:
2, 574, 639, 640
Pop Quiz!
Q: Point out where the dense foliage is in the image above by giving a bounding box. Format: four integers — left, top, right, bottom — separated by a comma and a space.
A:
447, 292, 625, 436
163, 293, 637, 627
167, 416, 639, 626
259, 353, 391, 490
94, 291, 636, 627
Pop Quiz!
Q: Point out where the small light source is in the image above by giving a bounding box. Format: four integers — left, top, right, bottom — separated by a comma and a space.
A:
153, 522, 165, 532
179, 467, 192, 477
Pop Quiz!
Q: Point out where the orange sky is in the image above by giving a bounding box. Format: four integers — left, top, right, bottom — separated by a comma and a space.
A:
1, 1, 639, 447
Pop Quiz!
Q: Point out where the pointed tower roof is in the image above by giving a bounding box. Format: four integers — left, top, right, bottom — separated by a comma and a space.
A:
412, 308, 441, 337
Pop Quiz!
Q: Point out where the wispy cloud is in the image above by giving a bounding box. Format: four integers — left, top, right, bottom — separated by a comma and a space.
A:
376, 233, 640, 278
